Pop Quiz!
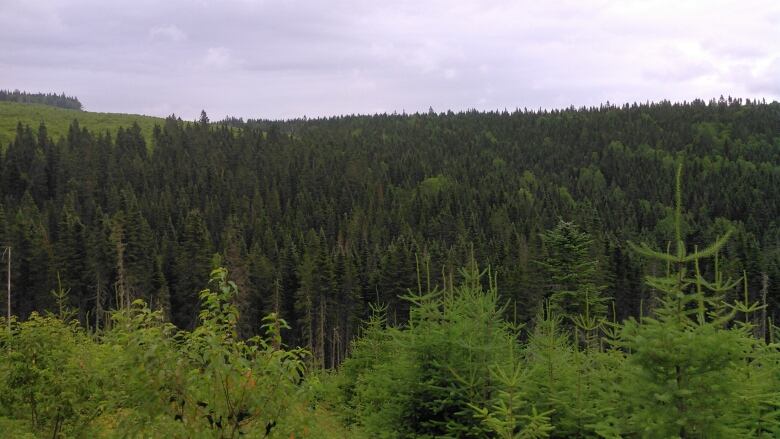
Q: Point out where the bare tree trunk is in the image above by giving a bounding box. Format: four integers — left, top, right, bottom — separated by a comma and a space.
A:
5, 246, 10, 330
760, 273, 769, 341
111, 223, 128, 310
271, 279, 281, 350
306, 299, 314, 358
318, 297, 326, 369
95, 281, 102, 330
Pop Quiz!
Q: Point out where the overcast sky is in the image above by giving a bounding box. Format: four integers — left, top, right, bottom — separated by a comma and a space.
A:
2, 0, 779, 120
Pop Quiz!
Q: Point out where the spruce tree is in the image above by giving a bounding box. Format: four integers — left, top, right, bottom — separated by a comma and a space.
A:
221, 216, 252, 337
54, 197, 90, 323
537, 220, 607, 327
619, 162, 752, 438
10, 193, 54, 317
171, 210, 213, 329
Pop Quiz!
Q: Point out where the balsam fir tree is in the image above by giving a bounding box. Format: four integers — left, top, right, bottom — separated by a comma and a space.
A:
537, 220, 607, 331
619, 162, 754, 438
471, 331, 555, 439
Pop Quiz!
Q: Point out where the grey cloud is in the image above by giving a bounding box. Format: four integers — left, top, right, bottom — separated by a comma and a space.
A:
1, 0, 779, 120
149, 25, 187, 43
743, 57, 780, 96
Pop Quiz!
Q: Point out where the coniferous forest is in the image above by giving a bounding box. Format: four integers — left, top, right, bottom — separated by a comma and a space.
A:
2, 97, 780, 437
0, 90, 83, 111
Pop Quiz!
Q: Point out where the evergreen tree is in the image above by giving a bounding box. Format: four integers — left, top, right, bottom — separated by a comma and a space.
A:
151, 256, 171, 319
619, 163, 752, 437
171, 210, 213, 329
537, 220, 607, 325
54, 197, 90, 323
221, 216, 252, 337
295, 230, 328, 364
9, 193, 54, 317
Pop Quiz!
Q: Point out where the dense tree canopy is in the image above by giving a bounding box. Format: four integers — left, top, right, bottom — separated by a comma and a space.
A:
1, 97, 780, 370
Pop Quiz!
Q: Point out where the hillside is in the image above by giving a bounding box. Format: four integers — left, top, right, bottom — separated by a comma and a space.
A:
0, 101, 163, 147
2, 98, 780, 437
1, 96, 780, 343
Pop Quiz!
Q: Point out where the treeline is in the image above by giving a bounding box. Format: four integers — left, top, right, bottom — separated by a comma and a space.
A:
0, 89, 83, 110
1, 97, 780, 369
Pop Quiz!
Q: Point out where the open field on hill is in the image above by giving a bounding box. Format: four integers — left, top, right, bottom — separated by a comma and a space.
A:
0, 101, 164, 147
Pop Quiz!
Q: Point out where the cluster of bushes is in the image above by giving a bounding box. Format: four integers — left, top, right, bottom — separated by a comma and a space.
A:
0, 268, 348, 438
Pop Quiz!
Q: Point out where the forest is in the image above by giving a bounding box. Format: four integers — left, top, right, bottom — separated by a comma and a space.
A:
1, 97, 780, 437
0, 90, 83, 111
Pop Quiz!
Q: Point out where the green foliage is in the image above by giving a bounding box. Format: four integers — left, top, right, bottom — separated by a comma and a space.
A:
537, 220, 607, 324
4, 97, 780, 365
330, 306, 413, 437
0, 90, 82, 110
336, 262, 520, 438
2, 98, 780, 436
0, 267, 348, 438
0, 101, 162, 147
328, 159, 780, 438
619, 315, 749, 437
619, 162, 759, 437
418, 174, 454, 197
108, 268, 314, 437
523, 308, 613, 437
0, 314, 105, 438
470, 313, 553, 439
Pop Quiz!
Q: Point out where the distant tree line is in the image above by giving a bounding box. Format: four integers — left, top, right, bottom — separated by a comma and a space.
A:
1, 96, 779, 370
0, 89, 83, 110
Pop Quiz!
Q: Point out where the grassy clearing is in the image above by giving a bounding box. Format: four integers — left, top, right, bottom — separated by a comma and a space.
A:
0, 101, 164, 146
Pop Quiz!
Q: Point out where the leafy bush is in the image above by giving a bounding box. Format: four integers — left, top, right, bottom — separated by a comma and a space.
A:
0, 267, 347, 438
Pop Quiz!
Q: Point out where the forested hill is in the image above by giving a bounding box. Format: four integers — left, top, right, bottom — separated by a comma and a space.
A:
1, 97, 780, 367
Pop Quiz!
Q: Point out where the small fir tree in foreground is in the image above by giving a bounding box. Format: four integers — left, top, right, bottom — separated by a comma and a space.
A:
619, 162, 754, 438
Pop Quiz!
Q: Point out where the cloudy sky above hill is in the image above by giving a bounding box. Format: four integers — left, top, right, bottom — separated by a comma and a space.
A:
2, 0, 779, 120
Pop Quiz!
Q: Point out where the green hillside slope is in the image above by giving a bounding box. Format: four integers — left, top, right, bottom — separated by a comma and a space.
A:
0, 101, 163, 146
